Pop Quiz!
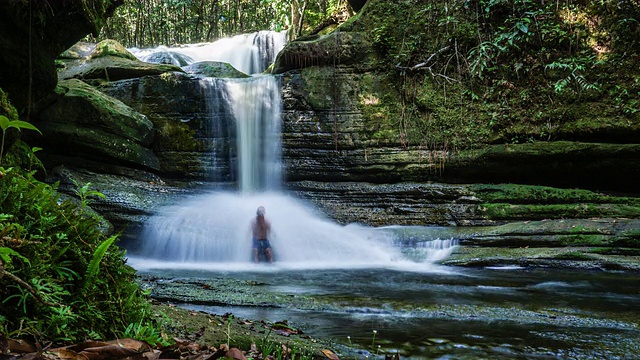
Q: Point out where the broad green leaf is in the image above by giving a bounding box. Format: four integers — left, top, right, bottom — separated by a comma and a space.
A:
0, 115, 9, 131
7, 120, 42, 134
0, 247, 30, 266
517, 22, 529, 33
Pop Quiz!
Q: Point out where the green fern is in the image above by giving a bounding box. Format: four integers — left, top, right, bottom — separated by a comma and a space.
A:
82, 235, 118, 291
0, 247, 30, 266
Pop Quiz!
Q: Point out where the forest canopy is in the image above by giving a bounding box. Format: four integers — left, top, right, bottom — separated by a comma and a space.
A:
99, 0, 352, 47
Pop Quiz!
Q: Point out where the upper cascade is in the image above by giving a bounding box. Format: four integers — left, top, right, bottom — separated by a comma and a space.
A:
129, 30, 287, 75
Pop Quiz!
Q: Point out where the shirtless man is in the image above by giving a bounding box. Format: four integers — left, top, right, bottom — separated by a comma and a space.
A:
251, 206, 273, 263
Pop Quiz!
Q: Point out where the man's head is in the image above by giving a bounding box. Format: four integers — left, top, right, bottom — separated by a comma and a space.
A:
256, 206, 266, 217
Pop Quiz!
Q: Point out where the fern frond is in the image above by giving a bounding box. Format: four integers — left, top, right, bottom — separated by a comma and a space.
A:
0, 247, 30, 266
82, 235, 118, 291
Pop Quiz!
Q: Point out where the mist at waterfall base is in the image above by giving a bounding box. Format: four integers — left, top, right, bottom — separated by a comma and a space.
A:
127, 31, 457, 272
131, 192, 458, 271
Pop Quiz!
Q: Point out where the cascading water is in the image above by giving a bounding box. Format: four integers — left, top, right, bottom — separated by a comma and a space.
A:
226, 76, 282, 192
129, 30, 287, 74
130, 31, 457, 270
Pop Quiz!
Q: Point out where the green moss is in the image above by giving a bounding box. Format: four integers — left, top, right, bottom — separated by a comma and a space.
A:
0, 88, 19, 120
91, 39, 137, 61
553, 251, 594, 260
338, 0, 640, 149
184, 61, 249, 78
478, 203, 640, 220
469, 183, 640, 221
617, 229, 640, 248
55, 79, 153, 144
470, 183, 640, 205
151, 117, 199, 152
559, 234, 609, 246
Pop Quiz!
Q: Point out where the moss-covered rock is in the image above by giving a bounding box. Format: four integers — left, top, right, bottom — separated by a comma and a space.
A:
43, 79, 154, 145
34, 79, 159, 171
279, 0, 640, 194
99, 72, 235, 179
289, 181, 640, 227
90, 39, 138, 60
58, 55, 183, 83
273, 32, 373, 74
183, 61, 249, 78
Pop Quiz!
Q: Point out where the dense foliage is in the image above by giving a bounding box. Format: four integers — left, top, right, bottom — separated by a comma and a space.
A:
341, 0, 640, 149
0, 167, 154, 343
0, 132, 154, 344
100, 0, 350, 47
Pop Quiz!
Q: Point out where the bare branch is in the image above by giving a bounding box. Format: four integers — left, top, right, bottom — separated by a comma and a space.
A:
395, 46, 458, 83
0, 262, 57, 307
396, 46, 451, 71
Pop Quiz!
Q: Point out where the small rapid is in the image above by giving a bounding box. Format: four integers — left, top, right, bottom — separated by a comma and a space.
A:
129, 30, 287, 74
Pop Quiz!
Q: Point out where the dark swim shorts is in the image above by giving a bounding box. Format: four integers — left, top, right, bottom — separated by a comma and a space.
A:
252, 238, 271, 252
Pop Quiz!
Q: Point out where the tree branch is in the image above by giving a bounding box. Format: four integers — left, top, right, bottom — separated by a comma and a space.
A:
396, 46, 458, 83
396, 46, 451, 71
0, 260, 56, 307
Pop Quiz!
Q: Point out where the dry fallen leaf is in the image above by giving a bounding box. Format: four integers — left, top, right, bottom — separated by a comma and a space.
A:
321, 349, 340, 360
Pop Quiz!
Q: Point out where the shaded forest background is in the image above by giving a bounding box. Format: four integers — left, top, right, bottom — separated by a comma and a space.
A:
98, 0, 351, 47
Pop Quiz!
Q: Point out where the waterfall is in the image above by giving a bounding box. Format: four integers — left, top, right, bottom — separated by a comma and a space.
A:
129, 30, 287, 74
131, 31, 457, 269
227, 76, 282, 192
200, 77, 233, 182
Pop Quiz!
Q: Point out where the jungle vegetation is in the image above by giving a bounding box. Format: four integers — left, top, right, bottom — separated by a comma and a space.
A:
99, 0, 640, 150
99, 0, 353, 47
0, 88, 159, 344
338, 0, 640, 150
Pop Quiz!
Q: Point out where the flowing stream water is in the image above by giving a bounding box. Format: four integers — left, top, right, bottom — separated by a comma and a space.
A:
127, 32, 640, 359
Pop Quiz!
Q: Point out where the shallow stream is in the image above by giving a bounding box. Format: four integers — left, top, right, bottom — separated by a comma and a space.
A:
131, 262, 640, 359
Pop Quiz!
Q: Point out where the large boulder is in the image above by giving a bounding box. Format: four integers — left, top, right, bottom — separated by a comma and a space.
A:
35, 79, 159, 172
58, 39, 183, 83
273, 32, 373, 74
0, 0, 122, 113
183, 61, 249, 78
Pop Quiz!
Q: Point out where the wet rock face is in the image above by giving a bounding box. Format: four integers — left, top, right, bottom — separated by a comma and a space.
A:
278, 67, 640, 193
57, 39, 184, 83
273, 32, 373, 74
183, 61, 250, 78
99, 73, 237, 180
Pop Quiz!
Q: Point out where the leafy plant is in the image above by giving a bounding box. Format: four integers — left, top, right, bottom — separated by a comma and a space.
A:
0, 168, 151, 343
0, 246, 29, 266
72, 179, 107, 214
123, 320, 171, 347
83, 235, 118, 292
0, 115, 41, 166
545, 58, 600, 96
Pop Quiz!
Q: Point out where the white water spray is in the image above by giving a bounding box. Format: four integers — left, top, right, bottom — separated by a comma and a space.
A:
136, 192, 398, 268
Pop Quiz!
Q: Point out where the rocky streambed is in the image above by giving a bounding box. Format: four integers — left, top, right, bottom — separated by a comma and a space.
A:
133, 264, 640, 359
